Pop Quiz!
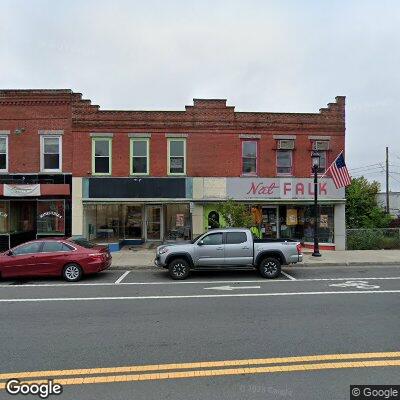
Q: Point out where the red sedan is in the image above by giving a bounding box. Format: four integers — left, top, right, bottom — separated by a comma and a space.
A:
0, 238, 111, 282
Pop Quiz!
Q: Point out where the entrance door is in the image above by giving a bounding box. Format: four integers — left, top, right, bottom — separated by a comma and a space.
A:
145, 206, 163, 241
262, 206, 278, 239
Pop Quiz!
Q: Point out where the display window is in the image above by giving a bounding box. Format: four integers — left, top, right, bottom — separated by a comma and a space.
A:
37, 200, 65, 234
279, 205, 334, 243
165, 204, 190, 241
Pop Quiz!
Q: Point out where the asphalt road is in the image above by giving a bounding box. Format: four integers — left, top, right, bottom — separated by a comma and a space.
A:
0, 265, 399, 400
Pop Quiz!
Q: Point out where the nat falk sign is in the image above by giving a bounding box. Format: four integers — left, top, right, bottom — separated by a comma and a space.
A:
226, 178, 345, 200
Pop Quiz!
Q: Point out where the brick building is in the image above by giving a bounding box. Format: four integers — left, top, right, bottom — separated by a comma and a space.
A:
0, 90, 346, 250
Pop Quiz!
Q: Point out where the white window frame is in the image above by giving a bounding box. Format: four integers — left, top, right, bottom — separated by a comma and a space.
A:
130, 138, 150, 175
276, 149, 293, 176
0, 136, 8, 172
311, 150, 327, 174
40, 135, 62, 173
167, 138, 186, 175
92, 138, 112, 176
242, 140, 258, 176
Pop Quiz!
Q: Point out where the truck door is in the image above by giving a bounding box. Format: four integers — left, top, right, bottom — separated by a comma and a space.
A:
194, 232, 225, 267
224, 231, 253, 266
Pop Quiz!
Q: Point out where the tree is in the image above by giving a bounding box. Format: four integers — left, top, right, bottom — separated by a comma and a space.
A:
216, 199, 253, 228
345, 177, 391, 228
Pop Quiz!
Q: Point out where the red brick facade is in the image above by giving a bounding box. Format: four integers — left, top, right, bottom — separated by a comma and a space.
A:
0, 90, 345, 177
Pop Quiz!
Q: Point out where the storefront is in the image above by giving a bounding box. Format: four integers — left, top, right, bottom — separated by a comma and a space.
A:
83, 202, 191, 244
224, 178, 345, 249
0, 181, 71, 250
78, 177, 192, 249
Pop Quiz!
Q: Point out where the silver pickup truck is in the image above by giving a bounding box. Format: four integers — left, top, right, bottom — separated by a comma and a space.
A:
155, 228, 302, 280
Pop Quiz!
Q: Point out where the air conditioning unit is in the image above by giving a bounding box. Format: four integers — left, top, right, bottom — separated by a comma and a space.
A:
312, 140, 329, 151
277, 139, 295, 150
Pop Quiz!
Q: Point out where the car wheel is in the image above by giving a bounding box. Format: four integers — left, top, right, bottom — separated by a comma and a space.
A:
259, 257, 281, 279
63, 263, 83, 282
168, 258, 190, 280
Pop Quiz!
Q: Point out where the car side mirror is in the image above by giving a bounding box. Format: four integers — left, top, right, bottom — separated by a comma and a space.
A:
198, 240, 204, 246
6, 250, 13, 256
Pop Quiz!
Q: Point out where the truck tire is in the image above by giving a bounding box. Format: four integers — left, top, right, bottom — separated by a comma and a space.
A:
259, 257, 281, 279
168, 258, 190, 280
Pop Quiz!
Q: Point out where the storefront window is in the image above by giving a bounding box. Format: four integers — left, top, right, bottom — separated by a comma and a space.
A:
279, 205, 334, 243
0, 201, 9, 233
84, 204, 144, 242
37, 200, 65, 234
123, 205, 142, 238
165, 204, 190, 241
10, 201, 35, 234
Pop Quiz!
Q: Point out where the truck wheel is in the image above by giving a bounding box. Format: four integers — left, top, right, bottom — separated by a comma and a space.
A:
168, 258, 190, 280
259, 257, 281, 279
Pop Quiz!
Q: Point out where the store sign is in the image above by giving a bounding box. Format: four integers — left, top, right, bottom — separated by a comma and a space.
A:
4, 184, 41, 197
88, 178, 186, 199
226, 178, 345, 200
39, 211, 63, 219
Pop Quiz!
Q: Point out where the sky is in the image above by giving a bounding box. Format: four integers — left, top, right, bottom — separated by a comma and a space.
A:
1, 0, 399, 190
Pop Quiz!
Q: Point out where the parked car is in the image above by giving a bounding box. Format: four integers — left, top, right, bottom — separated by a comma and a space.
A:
155, 228, 302, 280
0, 238, 111, 282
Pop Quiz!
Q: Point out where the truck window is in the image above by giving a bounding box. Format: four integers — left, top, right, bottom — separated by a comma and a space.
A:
226, 232, 247, 244
202, 233, 223, 245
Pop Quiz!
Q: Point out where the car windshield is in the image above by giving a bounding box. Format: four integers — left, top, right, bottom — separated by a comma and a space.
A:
69, 237, 96, 249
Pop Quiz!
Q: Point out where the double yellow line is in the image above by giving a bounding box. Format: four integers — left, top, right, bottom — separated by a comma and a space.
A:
1, 351, 399, 389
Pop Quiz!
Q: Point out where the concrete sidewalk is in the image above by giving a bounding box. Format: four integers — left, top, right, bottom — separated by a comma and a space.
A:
110, 246, 400, 269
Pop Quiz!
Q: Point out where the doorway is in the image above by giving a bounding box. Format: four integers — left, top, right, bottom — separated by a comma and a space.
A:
145, 205, 163, 241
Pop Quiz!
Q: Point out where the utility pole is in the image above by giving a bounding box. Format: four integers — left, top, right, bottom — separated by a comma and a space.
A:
386, 146, 390, 214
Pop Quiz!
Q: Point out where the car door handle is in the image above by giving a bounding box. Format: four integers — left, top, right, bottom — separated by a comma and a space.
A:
216, 247, 224, 250
242, 246, 250, 249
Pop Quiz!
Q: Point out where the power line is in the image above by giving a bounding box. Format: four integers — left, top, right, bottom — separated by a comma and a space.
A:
349, 163, 381, 171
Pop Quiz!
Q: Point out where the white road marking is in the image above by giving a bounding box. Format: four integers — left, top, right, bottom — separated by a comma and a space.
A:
281, 271, 296, 280
204, 285, 261, 291
115, 271, 130, 284
329, 281, 380, 289
0, 290, 399, 303
0, 276, 400, 288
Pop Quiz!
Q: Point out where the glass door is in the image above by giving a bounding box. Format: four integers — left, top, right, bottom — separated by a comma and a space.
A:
261, 206, 278, 239
145, 205, 163, 241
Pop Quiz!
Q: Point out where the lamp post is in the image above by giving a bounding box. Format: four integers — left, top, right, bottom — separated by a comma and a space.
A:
311, 151, 321, 257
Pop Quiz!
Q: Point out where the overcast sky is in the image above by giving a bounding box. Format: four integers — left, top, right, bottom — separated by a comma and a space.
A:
1, 0, 399, 190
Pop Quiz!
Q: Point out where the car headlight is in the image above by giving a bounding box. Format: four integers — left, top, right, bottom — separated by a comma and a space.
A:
159, 247, 169, 255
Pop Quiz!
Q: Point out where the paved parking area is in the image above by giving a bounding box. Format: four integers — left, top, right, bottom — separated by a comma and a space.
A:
1, 264, 400, 287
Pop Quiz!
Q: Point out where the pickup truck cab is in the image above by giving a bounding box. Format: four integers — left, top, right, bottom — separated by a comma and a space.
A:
155, 228, 302, 280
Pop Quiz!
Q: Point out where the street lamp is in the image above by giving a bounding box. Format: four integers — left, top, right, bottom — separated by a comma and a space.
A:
311, 151, 321, 257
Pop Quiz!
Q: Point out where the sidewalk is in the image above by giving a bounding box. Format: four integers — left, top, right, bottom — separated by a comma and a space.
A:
110, 246, 400, 269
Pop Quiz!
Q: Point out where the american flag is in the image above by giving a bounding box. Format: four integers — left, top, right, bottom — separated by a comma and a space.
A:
326, 152, 352, 188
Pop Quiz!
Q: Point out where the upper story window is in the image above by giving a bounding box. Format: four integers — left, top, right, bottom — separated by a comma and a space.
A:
92, 138, 112, 175
312, 140, 329, 174
277, 150, 293, 175
131, 138, 149, 175
41, 135, 62, 172
0, 136, 8, 172
276, 139, 294, 175
242, 140, 257, 175
168, 138, 186, 175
